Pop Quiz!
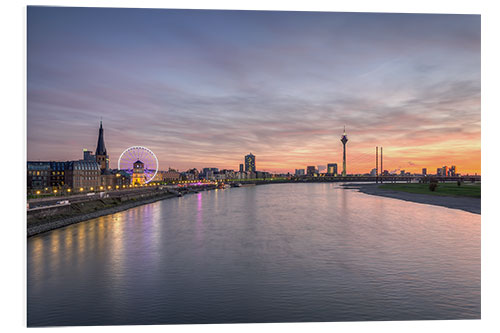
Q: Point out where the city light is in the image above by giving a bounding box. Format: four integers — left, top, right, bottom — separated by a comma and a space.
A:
80, 188, 84, 191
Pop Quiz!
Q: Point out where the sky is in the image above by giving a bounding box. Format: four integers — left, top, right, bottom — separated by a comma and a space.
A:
27, 7, 481, 174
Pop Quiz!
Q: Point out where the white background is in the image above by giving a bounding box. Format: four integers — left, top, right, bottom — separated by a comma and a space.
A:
1, 0, 498, 332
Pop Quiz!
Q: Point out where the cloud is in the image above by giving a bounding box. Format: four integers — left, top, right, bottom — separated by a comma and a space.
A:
27, 8, 480, 174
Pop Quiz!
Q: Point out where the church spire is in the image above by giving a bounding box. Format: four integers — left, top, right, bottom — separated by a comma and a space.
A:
96, 120, 106, 156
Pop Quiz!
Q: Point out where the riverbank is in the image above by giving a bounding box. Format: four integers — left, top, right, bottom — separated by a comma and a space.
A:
344, 183, 481, 214
27, 186, 218, 237
27, 192, 179, 237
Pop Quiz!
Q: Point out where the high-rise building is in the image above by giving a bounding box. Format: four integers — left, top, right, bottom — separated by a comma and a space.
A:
245, 153, 256, 173
422, 168, 427, 176
295, 169, 305, 176
95, 120, 109, 171
306, 166, 316, 176
239, 164, 244, 173
340, 127, 348, 176
442, 166, 448, 177
450, 165, 456, 176
327, 163, 338, 175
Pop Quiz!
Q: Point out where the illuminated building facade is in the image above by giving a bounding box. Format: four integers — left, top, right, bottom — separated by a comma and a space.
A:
153, 169, 181, 182
66, 160, 100, 190
27, 162, 50, 189
442, 166, 448, 177
327, 163, 338, 175
245, 153, 255, 173
450, 165, 456, 176
132, 160, 145, 185
113, 170, 131, 187
49, 161, 67, 188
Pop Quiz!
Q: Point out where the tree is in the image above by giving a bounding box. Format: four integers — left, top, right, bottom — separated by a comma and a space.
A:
429, 177, 438, 191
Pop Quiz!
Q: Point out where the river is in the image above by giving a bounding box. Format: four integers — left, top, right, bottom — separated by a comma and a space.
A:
27, 183, 480, 326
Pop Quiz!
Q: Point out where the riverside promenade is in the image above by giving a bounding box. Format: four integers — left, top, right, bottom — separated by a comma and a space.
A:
27, 184, 217, 237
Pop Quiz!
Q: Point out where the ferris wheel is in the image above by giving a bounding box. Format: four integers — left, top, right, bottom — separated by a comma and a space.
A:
118, 146, 159, 183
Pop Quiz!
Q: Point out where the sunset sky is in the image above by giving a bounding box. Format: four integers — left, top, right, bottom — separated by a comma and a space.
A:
27, 7, 481, 174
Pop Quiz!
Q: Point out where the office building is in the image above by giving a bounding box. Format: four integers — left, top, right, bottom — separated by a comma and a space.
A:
450, 165, 456, 177
295, 169, 305, 176
442, 166, 448, 177
245, 153, 256, 173
327, 163, 338, 175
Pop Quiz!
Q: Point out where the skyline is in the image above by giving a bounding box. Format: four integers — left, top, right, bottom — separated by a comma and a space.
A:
27, 7, 481, 174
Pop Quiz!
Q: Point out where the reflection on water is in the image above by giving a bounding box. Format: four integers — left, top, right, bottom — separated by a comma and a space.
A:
27, 183, 480, 326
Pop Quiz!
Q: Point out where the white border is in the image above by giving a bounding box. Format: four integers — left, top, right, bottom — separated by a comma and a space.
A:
4, 1, 499, 333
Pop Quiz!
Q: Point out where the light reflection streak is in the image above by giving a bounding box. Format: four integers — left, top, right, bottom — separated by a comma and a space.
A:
151, 203, 162, 257
109, 213, 125, 286
29, 237, 44, 283
195, 192, 204, 243
49, 230, 61, 273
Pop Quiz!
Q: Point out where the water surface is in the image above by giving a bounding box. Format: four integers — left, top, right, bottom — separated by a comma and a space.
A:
27, 183, 480, 326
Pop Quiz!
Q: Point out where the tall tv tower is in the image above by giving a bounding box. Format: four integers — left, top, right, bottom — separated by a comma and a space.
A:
341, 126, 348, 176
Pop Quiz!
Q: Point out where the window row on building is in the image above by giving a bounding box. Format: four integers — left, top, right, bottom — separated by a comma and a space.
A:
27, 160, 131, 190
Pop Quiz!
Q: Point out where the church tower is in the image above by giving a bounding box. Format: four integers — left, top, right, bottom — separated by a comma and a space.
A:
95, 120, 109, 171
